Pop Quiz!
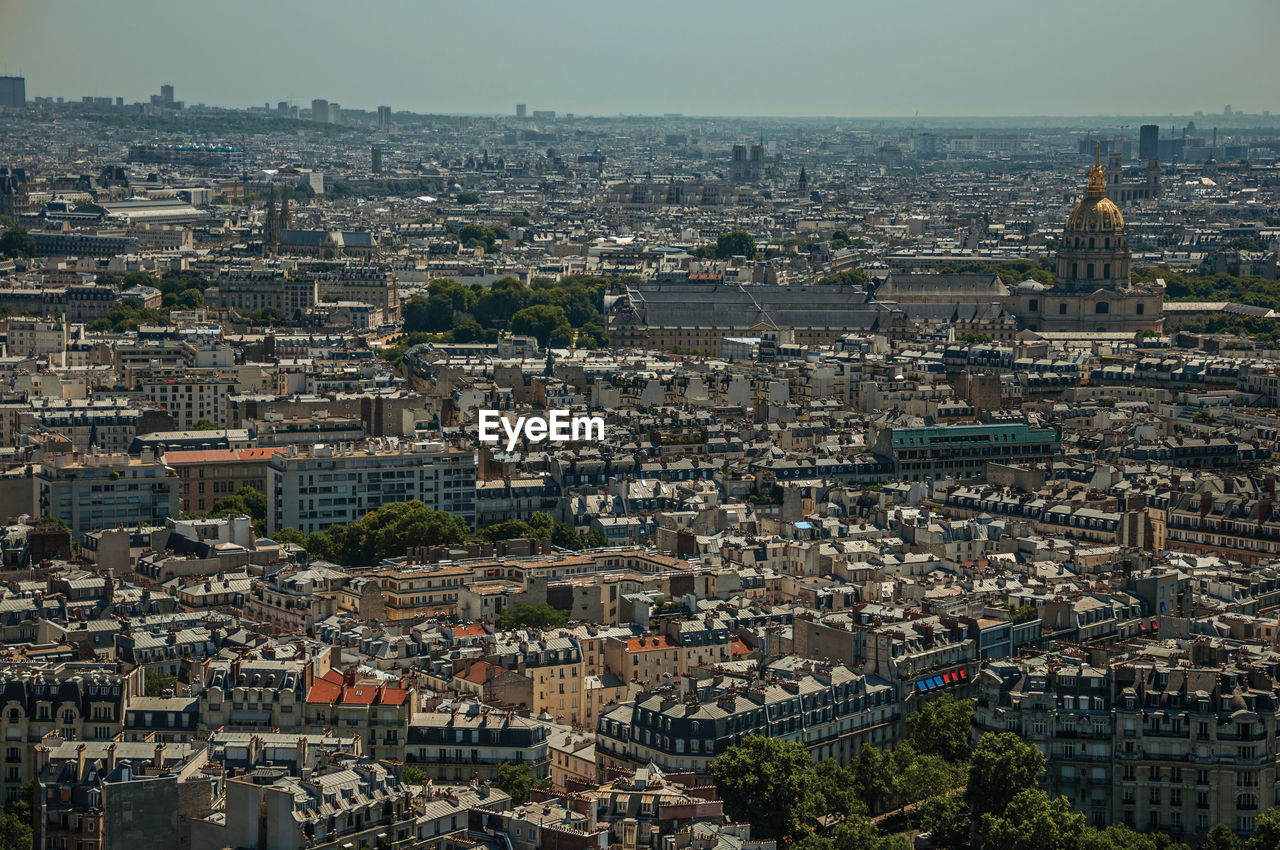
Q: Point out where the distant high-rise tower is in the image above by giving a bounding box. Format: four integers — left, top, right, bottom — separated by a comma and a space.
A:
160, 83, 174, 104
311, 98, 329, 123
1139, 125, 1159, 161
1224, 104, 1233, 116
0, 76, 26, 109
516, 103, 527, 119
328, 103, 342, 124
277, 100, 290, 115
371, 145, 383, 174
377, 105, 392, 128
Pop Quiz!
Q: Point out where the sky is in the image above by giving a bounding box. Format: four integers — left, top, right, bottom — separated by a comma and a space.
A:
2, 0, 1278, 117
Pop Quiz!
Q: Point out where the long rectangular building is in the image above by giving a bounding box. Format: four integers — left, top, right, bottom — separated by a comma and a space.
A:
266, 439, 476, 534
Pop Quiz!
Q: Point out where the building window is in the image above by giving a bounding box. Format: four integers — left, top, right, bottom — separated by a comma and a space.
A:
1096, 303, 1110, 314
1029, 299, 1038, 311
1103, 263, 1111, 278
1059, 303, 1067, 315
1136, 303, 1144, 315
1087, 263, 1095, 279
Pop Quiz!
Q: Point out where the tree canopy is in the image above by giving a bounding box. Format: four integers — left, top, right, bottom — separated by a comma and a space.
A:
510, 303, 572, 347
0, 227, 34, 259
977, 788, 1085, 850
908, 694, 975, 763
495, 602, 569, 630
494, 762, 550, 805
966, 732, 1046, 817
714, 230, 756, 259
709, 735, 820, 841
277, 500, 470, 566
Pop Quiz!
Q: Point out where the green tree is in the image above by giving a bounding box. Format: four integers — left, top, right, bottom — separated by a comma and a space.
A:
329, 500, 470, 566
814, 759, 863, 819
495, 762, 549, 805
511, 304, 572, 347
576, 321, 609, 349
818, 269, 870, 286
977, 789, 1085, 850
851, 745, 898, 815
145, 671, 177, 697
898, 751, 964, 806
456, 223, 501, 251
481, 519, 536, 541
966, 732, 1046, 816
455, 190, 480, 205
1248, 808, 1280, 850
709, 735, 818, 841
1007, 602, 1037, 624
495, 602, 569, 630
959, 332, 994, 344
0, 227, 35, 259
714, 230, 756, 259
0, 781, 32, 850
1203, 824, 1243, 850
401, 765, 428, 785
829, 814, 911, 850
191, 419, 220, 430
908, 694, 974, 763
917, 794, 970, 850
1079, 824, 1163, 850
528, 512, 555, 539
210, 486, 268, 532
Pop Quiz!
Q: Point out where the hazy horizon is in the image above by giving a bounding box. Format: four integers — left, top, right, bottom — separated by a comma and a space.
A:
3, 0, 1278, 118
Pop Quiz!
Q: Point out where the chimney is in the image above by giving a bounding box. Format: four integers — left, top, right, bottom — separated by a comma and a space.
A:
154, 743, 166, 769
297, 737, 309, 769
76, 743, 87, 782
106, 742, 117, 775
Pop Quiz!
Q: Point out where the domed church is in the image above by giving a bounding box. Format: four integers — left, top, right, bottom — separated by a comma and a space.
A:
1010, 149, 1163, 335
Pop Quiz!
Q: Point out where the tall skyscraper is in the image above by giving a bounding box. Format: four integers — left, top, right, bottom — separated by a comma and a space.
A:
516, 103, 527, 119
311, 98, 329, 123
371, 144, 383, 174
328, 102, 342, 124
377, 105, 392, 128
160, 83, 174, 104
1139, 125, 1159, 161
0, 76, 26, 109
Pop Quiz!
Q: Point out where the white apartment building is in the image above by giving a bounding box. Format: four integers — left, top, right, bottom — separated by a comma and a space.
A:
267, 439, 476, 534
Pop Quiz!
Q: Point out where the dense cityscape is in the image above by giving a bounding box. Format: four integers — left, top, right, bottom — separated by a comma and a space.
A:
0, 21, 1280, 850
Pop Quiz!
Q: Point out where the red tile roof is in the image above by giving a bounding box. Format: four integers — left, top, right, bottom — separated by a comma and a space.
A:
625, 635, 677, 652
379, 686, 408, 706
163, 447, 285, 465
306, 668, 409, 706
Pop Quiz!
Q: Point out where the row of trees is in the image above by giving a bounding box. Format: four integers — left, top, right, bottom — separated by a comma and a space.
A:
399, 275, 613, 349
709, 695, 1275, 850
267, 505, 607, 568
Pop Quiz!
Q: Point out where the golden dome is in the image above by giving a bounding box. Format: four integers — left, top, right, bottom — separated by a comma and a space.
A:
1065, 145, 1125, 233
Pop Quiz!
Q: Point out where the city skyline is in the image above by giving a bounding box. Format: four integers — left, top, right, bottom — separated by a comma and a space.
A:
2, 0, 1278, 118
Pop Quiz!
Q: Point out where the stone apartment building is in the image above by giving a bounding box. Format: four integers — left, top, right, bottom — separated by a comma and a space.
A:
977, 653, 1280, 838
